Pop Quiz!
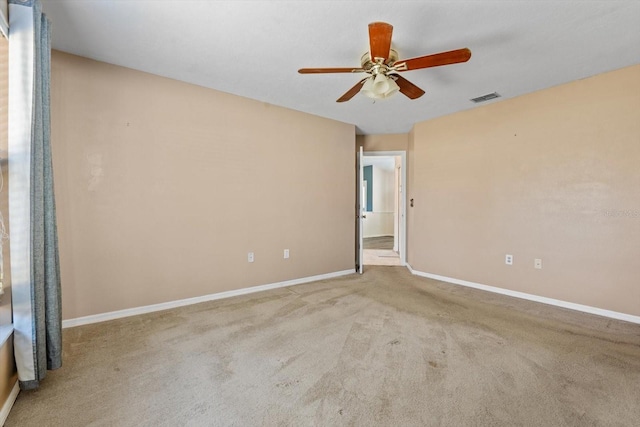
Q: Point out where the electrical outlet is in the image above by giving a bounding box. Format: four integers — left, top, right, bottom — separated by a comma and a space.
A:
284, 249, 289, 259
248, 252, 254, 263
534, 258, 542, 269
505, 254, 513, 265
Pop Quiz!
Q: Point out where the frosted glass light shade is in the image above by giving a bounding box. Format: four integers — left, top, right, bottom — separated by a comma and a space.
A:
361, 74, 400, 99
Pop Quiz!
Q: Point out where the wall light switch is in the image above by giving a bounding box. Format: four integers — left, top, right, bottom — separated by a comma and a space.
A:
505, 254, 513, 265
535, 258, 542, 269
284, 249, 290, 259
248, 252, 254, 263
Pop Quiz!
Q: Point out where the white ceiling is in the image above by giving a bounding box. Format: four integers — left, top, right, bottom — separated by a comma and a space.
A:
40, 1, 640, 135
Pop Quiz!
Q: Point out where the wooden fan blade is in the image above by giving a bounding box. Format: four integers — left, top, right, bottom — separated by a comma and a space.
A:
396, 48, 471, 71
298, 67, 364, 74
368, 22, 393, 62
393, 75, 425, 99
337, 79, 368, 103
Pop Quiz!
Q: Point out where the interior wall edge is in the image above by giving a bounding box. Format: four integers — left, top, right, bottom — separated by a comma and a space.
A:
408, 64, 640, 317
356, 133, 409, 152
62, 268, 355, 329
405, 264, 640, 325
52, 51, 356, 319
0, 334, 18, 425
0, 380, 19, 426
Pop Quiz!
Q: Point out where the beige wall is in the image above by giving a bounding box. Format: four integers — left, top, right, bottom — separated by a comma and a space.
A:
356, 133, 408, 152
0, 336, 17, 408
408, 65, 640, 316
51, 51, 356, 320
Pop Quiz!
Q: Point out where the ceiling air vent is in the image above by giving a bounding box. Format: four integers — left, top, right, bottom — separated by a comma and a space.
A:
470, 92, 501, 103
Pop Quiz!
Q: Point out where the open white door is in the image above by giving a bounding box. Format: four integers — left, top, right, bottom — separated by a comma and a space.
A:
357, 146, 364, 274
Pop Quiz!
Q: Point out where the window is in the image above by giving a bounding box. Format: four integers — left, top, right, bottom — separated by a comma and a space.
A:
0, 34, 10, 333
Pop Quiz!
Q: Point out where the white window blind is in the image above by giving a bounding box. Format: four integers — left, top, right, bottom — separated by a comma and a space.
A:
0, 35, 6, 298
0, 0, 8, 39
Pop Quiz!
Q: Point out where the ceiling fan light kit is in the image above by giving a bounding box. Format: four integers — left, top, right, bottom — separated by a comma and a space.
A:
361, 74, 400, 99
298, 22, 471, 103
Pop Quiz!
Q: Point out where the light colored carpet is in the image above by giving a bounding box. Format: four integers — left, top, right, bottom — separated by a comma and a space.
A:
363, 249, 402, 266
363, 236, 394, 250
6, 266, 640, 426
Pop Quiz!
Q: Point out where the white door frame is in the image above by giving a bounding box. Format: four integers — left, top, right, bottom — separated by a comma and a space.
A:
357, 146, 364, 274
363, 150, 407, 266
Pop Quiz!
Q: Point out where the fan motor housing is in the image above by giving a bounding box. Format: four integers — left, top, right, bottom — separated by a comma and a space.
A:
361, 48, 399, 72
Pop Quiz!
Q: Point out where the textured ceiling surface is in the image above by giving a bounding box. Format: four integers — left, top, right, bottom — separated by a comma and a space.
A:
40, 1, 640, 135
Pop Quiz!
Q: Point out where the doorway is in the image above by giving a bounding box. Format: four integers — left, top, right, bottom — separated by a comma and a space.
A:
360, 151, 406, 268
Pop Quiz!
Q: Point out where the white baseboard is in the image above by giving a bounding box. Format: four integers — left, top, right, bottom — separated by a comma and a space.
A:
62, 269, 354, 329
0, 380, 19, 426
405, 264, 640, 325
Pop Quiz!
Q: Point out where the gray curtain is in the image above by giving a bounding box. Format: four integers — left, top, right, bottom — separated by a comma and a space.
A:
8, 0, 61, 390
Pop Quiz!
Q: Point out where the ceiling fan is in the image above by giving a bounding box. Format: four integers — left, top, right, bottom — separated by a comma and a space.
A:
298, 22, 471, 102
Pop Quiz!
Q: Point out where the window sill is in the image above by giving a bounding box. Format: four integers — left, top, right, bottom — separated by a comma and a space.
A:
0, 324, 13, 348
